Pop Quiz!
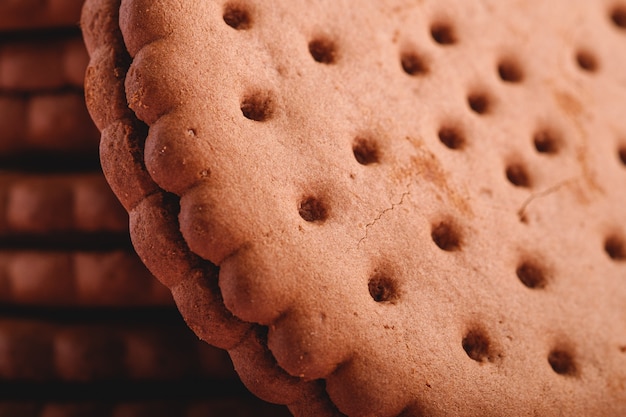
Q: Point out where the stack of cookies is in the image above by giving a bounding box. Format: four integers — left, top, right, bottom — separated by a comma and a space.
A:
0, 1, 290, 416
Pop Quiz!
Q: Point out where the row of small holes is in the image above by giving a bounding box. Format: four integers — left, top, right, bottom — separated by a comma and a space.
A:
224, 1, 621, 106
303, 148, 626, 261
505, 134, 626, 189
227, 2, 626, 303
223, 0, 625, 377
224, 3, 626, 34
508, 236, 623, 292
292, 152, 626, 267
398, 22, 456, 75
504, 128, 561, 188
458, 327, 580, 378
354, 124, 564, 164
462, 329, 577, 376
363, 223, 625, 297
401, 56, 525, 84
436, 125, 563, 154
228, 10, 613, 168
367, 276, 578, 375
513, 234, 624, 289
509, 136, 626, 188
353, 136, 624, 266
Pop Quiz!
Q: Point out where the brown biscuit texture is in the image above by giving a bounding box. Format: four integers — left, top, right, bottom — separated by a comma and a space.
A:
83, 0, 626, 416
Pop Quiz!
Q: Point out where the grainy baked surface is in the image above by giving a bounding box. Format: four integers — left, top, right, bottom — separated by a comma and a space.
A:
83, 0, 626, 415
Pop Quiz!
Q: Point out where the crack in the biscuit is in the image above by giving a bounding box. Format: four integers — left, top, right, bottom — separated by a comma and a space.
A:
357, 191, 410, 248
517, 178, 578, 223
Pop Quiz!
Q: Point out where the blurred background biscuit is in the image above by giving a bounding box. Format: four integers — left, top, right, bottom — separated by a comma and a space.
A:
0, 93, 99, 157
0, 173, 126, 234
0, 251, 172, 307
0, 35, 87, 92
0, 0, 84, 32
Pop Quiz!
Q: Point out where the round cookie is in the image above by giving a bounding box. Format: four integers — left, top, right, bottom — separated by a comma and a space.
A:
82, 0, 626, 416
